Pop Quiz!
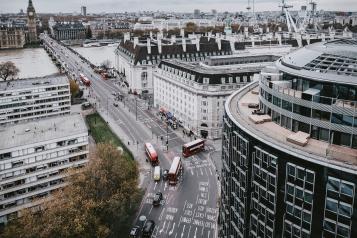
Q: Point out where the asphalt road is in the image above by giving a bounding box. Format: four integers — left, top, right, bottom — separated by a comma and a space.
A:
41, 35, 220, 238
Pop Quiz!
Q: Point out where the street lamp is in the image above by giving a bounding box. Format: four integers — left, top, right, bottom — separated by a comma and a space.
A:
166, 119, 169, 151
135, 98, 138, 121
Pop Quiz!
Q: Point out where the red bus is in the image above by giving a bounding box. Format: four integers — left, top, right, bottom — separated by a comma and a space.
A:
182, 139, 205, 157
168, 157, 183, 185
144, 143, 159, 166
79, 73, 91, 86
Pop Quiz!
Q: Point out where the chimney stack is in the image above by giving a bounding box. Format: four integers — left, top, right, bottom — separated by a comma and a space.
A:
158, 38, 162, 54
133, 37, 139, 48
216, 38, 222, 51
180, 28, 185, 37
171, 35, 176, 44
124, 32, 130, 43
147, 38, 151, 54
196, 38, 200, 51
150, 31, 153, 39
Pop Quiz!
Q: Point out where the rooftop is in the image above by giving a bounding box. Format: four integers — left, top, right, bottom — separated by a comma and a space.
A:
226, 82, 357, 174
277, 39, 357, 85
0, 114, 87, 150
0, 74, 68, 92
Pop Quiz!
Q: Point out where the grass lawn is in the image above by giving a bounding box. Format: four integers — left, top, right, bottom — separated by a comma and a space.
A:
86, 112, 134, 160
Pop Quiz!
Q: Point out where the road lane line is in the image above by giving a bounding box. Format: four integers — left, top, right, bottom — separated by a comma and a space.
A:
159, 221, 166, 234
209, 167, 213, 176
208, 230, 211, 238
168, 222, 176, 236
201, 227, 204, 236
181, 225, 186, 238
158, 207, 165, 221
204, 167, 208, 177
193, 227, 197, 238
149, 206, 153, 215
187, 225, 192, 238
165, 221, 171, 234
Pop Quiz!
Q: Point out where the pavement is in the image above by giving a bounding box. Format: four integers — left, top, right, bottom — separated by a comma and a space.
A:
41, 34, 221, 238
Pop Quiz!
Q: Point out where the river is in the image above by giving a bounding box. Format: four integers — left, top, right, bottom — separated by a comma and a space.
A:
71, 44, 118, 68
0, 48, 59, 79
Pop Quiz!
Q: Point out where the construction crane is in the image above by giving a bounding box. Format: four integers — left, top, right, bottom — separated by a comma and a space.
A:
279, 0, 298, 33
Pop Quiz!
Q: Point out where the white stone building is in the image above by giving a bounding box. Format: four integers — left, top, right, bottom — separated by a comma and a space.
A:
153, 54, 280, 139
0, 75, 71, 126
115, 33, 233, 96
0, 114, 89, 224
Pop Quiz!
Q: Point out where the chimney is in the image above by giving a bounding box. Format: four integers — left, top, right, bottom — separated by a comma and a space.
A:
216, 38, 222, 50
180, 28, 185, 37
321, 33, 326, 42
171, 35, 176, 44
277, 34, 282, 45
134, 37, 139, 48
147, 38, 151, 54
182, 38, 186, 52
158, 38, 162, 54
251, 36, 255, 47
196, 38, 200, 51
150, 31, 153, 39
124, 32, 130, 43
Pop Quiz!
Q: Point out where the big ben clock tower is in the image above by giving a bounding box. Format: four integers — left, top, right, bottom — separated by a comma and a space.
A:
27, 0, 37, 43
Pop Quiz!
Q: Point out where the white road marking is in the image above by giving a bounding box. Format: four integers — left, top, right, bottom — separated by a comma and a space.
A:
200, 168, 203, 176
169, 222, 176, 236
159, 221, 166, 234
204, 167, 208, 176
159, 208, 165, 221
187, 225, 192, 238
201, 227, 204, 236
208, 230, 211, 238
193, 227, 197, 238
181, 225, 186, 238
149, 206, 153, 215
154, 182, 158, 190
209, 167, 213, 176
166, 221, 171, 234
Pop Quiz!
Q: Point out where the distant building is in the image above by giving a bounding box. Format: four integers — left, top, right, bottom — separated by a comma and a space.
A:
194, 9, 201, 18
115, 32, 233, 95
51, 22, 86, 40
153, 54, 279, 139
0, 75, 71, 125
0, 27, 26, 49
26, 0, 37, 43
81, 6, 87, 17
0, 114, 89, 224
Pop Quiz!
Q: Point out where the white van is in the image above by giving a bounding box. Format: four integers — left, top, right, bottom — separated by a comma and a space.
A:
153, 166, 161, 181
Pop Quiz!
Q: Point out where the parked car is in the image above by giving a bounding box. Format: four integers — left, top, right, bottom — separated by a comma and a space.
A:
142, 220, 155, 237
113, 102, 118, 107
163, 169, 169, 181
153, 192, 163, 206
129, 225, 140, 237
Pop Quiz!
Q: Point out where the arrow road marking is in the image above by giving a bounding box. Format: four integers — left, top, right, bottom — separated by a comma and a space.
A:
159, 221, 166, 234
187, 225, 192, 238
193, 227, 197, 238
181, 225, 186, 238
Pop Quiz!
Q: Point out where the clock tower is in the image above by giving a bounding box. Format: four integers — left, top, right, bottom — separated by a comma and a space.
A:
27, 0, 37, 43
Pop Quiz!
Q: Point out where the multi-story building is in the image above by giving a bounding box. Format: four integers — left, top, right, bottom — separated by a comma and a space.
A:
0, 114, 89, 224
220, 39, 357, 238
50, 22, 86, 41
153, 54, 280, 139
0, 27, 26, 49
81, 6, 87, 17
115, 33, 233, 95
0, 75, 71, 126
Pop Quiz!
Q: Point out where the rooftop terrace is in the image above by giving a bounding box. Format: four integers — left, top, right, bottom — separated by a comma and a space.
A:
226, 81, 357, 174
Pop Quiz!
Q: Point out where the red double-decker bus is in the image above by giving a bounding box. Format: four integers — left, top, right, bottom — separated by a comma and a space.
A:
182, 139, 205, 157
79, 73, 91, 86
144, 143, 159, 166
168, 157, 183, 185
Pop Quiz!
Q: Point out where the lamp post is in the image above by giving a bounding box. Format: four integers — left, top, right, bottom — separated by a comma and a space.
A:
166, 119, 169, 151
135, 98, 138, 121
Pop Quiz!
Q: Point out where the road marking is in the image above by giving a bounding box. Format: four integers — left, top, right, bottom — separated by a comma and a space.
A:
149, 206, 153, 215
183, 200, 187, 211
201, 227, 204, 236
159, 221, 166, 234
193, 227, 197, 238
169, 222, 176, 236
190, 169, 194, 176
208, 230, 211, 238
204, 167, 208, 176
200, 168, 203, 176
154, 182, 158, 190
209, 167, 213, 176
158, 207, 165, 221
174, 233, 177, 238
165, 221, 171, 234
181, 225, 186, 238
187, 225, 192, 238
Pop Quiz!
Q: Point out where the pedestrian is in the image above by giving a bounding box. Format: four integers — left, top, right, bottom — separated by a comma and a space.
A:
128, 141, 130, 146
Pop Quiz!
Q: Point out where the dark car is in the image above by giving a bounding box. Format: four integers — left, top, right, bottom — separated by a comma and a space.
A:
163, 169, 169, 181
129, 225, 140, 237
152, 192, 163, 206
142, 220, 155, 237
113, 102, 119, 107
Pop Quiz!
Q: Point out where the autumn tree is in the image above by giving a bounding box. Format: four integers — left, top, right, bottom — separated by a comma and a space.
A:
0, 61, 20, 81
3, 143, 141, 238
185, 22, 198, 33
69, 79, 80, 97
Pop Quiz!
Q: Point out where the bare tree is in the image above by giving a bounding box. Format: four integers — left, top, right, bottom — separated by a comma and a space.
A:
0, 61, 20, 81
100, 60, 111, 69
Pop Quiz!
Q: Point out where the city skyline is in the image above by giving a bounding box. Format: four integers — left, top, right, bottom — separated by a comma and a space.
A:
2, 0, 357, 13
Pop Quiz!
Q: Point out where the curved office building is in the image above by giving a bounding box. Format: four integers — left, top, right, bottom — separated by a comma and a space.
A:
220, 39, 357, 238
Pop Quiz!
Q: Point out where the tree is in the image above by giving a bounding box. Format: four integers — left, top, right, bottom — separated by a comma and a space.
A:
185, 22, 198, 33
101, 60, 111, 70
86, 27, 93, 39
2, 143, 141, 238
0, 61, 20, 81
69, 79, 79, 96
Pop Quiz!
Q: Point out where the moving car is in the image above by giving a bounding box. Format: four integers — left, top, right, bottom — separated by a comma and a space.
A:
163, 169, 169, 181
113, 102, 118, 107
153, 166, 161, 181
129, 225, 140, 237
142, 220, 155, 237
152, 192, 163, 206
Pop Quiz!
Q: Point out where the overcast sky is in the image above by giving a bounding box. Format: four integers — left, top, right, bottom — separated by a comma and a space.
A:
2, 0, 357, 13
